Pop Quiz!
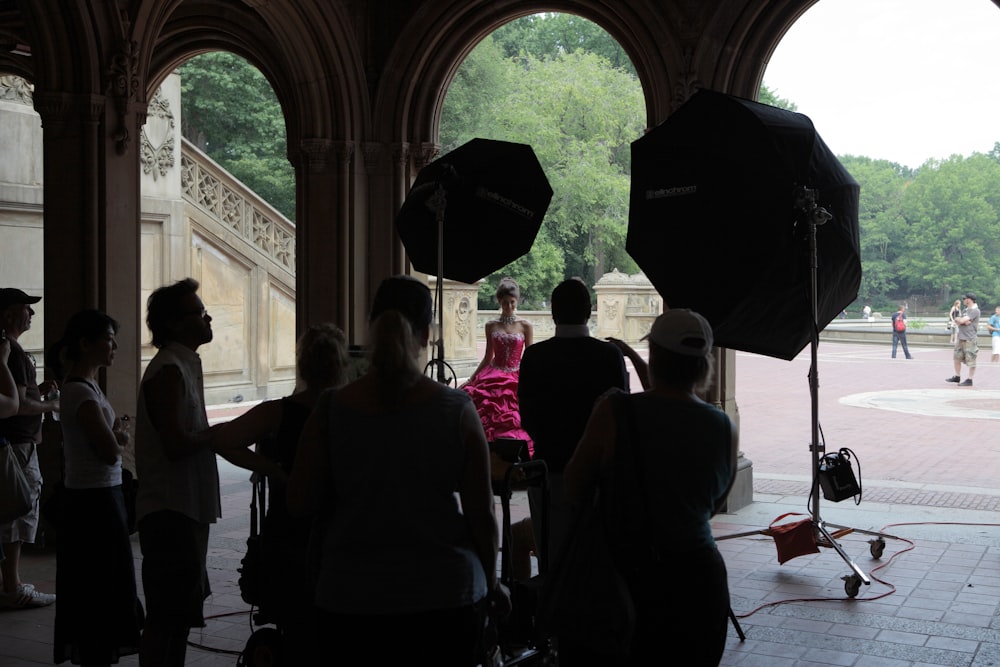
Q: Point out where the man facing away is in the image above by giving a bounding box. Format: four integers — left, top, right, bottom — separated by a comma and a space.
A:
890, 303, 912, 360
946, 292, 980, 387
0, 288, 58, 608
135, 278, 279, 667
518, 278, 629, 562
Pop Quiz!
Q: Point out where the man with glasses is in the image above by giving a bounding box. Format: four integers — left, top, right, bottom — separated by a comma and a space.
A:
134, 278, 222, 667
0, 288, 58, 609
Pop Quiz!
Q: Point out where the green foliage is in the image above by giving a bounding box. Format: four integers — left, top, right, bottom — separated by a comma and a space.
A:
491, 13, 636, 76
179, 52, 295, 220
441, 26, 645, 308
174, 17, 1000, 316
897, 154, 1000, 306
758, 84, 797, 111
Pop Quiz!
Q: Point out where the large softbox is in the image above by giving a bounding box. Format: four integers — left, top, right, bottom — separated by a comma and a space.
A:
395, 138, 553, 285
627, 89, 861, 360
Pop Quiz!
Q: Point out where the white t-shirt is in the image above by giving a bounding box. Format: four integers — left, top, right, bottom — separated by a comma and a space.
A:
61, 378, 122, 489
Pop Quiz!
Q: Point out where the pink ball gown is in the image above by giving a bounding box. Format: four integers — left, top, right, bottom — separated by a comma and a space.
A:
463, 329, 533, 456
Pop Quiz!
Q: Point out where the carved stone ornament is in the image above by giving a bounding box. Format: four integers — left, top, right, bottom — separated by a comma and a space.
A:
108, 40, 140, 154
0, 75, 33, 106
300, 138, 334, 172
140, 85, 176, 180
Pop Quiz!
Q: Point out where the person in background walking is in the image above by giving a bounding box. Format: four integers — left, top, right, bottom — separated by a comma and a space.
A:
890, 303, 913, 360
988, 306, 1000, 363
947, 292, 981, 387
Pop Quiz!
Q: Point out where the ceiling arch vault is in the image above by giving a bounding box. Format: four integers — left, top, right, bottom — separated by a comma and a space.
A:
1, 0, 994, 454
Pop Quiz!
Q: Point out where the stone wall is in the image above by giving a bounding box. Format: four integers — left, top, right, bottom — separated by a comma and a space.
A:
0, 73, 297, 406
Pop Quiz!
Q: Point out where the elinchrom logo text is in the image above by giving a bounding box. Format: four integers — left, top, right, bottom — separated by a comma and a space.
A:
646, 185, 697, 199
476, 187, 536, 219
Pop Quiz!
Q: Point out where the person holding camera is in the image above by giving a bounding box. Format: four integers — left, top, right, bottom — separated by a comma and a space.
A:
947, 292, 980, 387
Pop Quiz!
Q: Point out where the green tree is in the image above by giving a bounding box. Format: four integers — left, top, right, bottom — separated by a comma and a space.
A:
491, 13, 636, 76
838, 155, 912, 302
758, 84, 797, 111
897, 154, 1000, 305
441, 40, 645, 307
179, 52, 295, 220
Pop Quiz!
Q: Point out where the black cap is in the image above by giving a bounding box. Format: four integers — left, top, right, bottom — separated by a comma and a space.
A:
964, 292, 977, 302
0, 288, 41, 311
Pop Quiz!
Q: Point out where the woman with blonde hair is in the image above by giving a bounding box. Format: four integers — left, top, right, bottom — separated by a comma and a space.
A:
215, 322, 349, 663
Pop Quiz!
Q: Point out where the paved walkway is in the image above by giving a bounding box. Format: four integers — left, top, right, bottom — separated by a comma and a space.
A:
3, 341, 1000, 666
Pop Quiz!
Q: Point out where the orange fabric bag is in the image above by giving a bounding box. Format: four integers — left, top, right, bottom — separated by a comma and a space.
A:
766, 513, 819, 564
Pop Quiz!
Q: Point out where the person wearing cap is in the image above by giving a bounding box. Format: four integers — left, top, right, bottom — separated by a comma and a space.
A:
288, 275, 506, 665
0, 287, 58, 609
564, 308, 738, 665
946, 292, 980, 386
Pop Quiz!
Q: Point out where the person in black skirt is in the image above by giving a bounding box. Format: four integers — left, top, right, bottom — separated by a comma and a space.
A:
46, 310, 143, 666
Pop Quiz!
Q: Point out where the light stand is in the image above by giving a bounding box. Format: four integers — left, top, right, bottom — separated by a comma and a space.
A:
423, 183, 457, 386
718, 187, 900, 598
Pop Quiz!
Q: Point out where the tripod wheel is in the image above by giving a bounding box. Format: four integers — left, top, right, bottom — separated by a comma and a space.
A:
868, 538, 886, 559
843, 574, 862, 598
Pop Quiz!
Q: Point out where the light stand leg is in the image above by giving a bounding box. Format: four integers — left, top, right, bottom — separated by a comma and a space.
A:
805, 195, 870, 588
425, 185, 456, 386
718, 189, 902, 598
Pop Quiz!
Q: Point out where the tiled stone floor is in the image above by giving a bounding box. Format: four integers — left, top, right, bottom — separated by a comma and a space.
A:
4, 341, 1000, 666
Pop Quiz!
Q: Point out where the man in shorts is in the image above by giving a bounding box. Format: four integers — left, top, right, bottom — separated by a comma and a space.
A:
0, 288, 58, 609
946, 292, 981, 387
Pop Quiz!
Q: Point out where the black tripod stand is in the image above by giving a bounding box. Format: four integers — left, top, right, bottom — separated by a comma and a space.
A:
718, 187, 901, 598
422, 183, 457, 386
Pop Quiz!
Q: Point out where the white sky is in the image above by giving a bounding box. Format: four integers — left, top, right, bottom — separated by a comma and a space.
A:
763, 0, 1000, 170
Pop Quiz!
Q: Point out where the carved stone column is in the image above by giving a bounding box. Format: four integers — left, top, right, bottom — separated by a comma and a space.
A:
594, 269, 661, 343
35, 86, 142, 417
294, 137, 340, 333
433, 277, 481, 381
712, 347, 752, 512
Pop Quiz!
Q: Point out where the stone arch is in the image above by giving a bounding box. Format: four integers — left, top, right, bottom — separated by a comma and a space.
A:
375, 1, 678, 149
142, 0, 368, 165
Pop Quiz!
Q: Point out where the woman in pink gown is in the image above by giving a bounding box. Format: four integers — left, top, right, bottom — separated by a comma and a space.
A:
462, 277, 533, 455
